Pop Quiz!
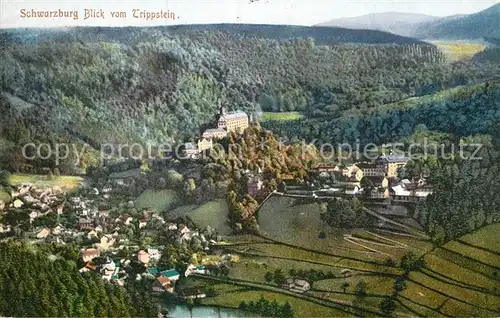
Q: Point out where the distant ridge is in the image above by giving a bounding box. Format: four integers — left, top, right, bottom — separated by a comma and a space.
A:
316, 3, 500, 40
1, 24, 429, 46
414, 3, 500, 39
315, 12, 440, 37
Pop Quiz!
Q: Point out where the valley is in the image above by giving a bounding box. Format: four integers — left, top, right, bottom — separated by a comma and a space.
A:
0, 2, 500, 317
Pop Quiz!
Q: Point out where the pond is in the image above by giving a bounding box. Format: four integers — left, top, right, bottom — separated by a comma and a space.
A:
166, 304, 254, 318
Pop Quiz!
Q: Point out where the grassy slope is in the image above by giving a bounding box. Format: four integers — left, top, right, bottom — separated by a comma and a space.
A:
342, 80, 497, 118
257, 196, 431, 263
9, 174, 84, 190
134, 189, 179, 212
226, 195, 500, 316
168, 200, 232, 235
431, 41, 487, 61
260, 112, 304, 122
402, 224, 500, 316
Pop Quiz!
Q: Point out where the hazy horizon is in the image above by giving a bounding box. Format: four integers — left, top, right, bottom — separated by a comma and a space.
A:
1, 0, 499, 29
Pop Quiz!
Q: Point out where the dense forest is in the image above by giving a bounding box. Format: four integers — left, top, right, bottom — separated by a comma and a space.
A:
263, 80, 500, 146
0, 241, 157, 317
413, 125, 500, 244
1, 26, 499, 172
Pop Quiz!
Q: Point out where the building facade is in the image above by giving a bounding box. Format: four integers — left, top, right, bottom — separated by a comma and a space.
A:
375, 155, 409, 178
202, 128, 228, 140
217, 106, 249, 133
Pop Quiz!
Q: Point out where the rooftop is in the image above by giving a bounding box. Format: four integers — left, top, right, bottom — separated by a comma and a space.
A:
377, 154, 410, 163
355, 162, 377, 169
160, 269, 180, 278
204, 128, 227, 133
220, 112, 248, 121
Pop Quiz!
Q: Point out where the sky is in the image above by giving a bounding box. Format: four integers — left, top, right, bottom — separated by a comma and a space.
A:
1, 0, 499, 28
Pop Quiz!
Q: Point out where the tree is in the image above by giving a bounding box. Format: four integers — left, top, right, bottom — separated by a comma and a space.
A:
186, 298, 194, 318
0, 170, 10, 188
341, 281, 350, 293
354, 280, 367, 297
282, 301, 293, 317
379, 296, 396, 316
384, 258, 396, 267
264, 271, 274, 283
400, 252, 425, 272
393, 277, 407, 292
273, 269, 285, 286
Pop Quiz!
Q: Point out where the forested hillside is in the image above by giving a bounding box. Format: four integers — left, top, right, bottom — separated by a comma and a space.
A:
413, 3, 500, 40
0, 241, 156, 317
263, 80, 500, 145
0, 26, 499, 172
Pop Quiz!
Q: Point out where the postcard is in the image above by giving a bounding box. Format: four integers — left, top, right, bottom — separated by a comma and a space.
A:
0, 0, 499, 317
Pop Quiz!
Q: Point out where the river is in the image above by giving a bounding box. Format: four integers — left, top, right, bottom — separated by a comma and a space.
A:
166, 304, 253, 318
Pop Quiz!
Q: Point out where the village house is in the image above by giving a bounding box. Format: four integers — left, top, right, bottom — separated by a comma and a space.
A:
139, 217, 148, 229
95, 234, 116, 251
87, 230, 98, 240
52, 224, 64, 235
185, 264, 208, 277
197, 138, 213, 152
390, 181, 433, 202
152, 277, 174, 293
355, 163, 385, 181
29, 211, 41, 224
375, 154, 409, 178
160, 269, 181, 282
0, 224, 11, 234
178, 287, 207, 300
166, 222, 178, 231
147, 248, 162, 262
282, 278, 311, 293
183, 142, 199, 158
137, 250, 150, 264
247, 174, 264, 197
179, 224, 191, 235
101, 258, 117, 280
217, 105, 249, 134
81, 248, 100, 263
79, 262, 97, 273
202, 128, 228, 140
78, 218, 94, 230
362, 176, 389, 189
345, 184, 362, 196
313, 163, 339, 173
36, 227, 51, 239
342, 165, 360, 179
370, 187, 390, 199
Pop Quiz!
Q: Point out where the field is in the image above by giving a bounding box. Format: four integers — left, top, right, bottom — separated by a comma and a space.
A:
458, 223, 500, 254
0, 189, 10, 202
9, 174, 84, 190
260, 112, 304, 121
203, 282, 349, 317
431, 41, 487, 61
168, 200, 232, 235
257, 196, 431, 263
193, 194, 500, 317
134, 189, 179, 212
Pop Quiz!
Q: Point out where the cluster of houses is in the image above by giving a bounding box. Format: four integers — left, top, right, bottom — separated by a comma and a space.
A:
183, 104, 250, 158
0, 183, 67, 235
312, 154, 433, 202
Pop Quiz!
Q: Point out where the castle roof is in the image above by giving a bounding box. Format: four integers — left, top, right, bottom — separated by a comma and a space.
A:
377, 154, 410, 163
220, 112, 248, 121
204, 128, 226, 133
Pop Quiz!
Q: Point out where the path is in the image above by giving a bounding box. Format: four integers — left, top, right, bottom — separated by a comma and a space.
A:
192, 274, 387, 317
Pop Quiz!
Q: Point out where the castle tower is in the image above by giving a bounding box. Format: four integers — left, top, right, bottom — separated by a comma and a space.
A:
220, 103, 227, 116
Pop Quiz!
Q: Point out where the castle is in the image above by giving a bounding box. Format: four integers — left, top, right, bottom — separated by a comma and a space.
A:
183, 104, 249, 158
